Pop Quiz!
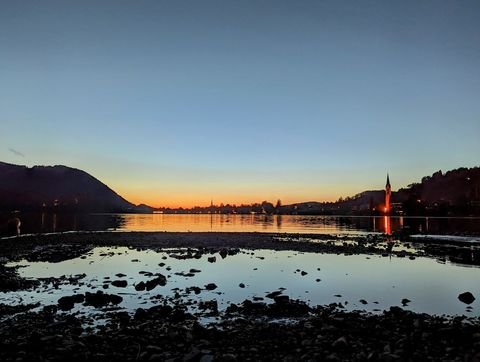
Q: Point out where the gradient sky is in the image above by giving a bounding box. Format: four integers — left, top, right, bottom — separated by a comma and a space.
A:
1, 1, 479, 207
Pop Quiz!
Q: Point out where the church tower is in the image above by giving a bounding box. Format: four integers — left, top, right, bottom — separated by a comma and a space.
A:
385, 173, 391, 214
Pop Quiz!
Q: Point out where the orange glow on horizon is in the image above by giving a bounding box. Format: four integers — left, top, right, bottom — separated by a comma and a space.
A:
111, 179, 367, 209
121, 191, 341, 209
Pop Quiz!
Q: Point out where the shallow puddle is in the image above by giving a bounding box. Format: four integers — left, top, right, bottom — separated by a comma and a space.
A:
1, 246, 478, 318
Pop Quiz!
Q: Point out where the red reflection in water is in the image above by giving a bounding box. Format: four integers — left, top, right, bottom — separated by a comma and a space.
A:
384, 216, 391, 235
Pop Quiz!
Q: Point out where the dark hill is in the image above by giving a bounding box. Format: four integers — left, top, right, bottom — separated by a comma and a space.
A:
396, 167, 480, 215
0, 162, 137, 212
402, 167, 480, 205
279, 167, 480, 216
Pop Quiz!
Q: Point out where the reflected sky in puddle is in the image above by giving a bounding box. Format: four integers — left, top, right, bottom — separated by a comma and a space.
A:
1, 247, 478, 318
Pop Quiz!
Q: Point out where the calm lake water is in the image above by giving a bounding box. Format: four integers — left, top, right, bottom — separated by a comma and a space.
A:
8, 213, 480, 236
2, 247, 478, 317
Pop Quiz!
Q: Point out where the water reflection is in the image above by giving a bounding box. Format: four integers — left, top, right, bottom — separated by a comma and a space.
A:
2, 213, 480, 236
2, 247, 478, 317
384, 216, 392, 236
277, 215, 283, 230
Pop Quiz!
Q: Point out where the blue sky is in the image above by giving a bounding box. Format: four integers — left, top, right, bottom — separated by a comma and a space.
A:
1, 1, 479, 207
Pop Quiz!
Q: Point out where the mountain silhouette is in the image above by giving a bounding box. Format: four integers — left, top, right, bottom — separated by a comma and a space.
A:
2, 161, 479, 216
0, 161, 146, 212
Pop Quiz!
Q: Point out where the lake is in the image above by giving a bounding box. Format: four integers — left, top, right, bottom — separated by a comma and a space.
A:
7, 213, 480, 236
2, 246, 478, 318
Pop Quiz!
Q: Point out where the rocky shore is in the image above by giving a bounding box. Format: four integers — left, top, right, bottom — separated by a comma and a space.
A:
1, 232, 479, 361
1, 299, 479, 361
1, 230, 479, 265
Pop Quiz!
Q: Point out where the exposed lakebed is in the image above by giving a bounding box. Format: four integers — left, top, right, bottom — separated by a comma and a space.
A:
2, 245, 478, 319
1, 232, 480, 361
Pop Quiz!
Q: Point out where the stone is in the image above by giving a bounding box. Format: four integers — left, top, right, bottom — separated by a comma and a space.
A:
111, 280, 127, 288
220, 354, 237, 361
273, 295, 290, 304
135, 281, 146, 291
332, 336, 348, 349
58, 294, 85, 310
266, 291, 283, 299
204, 283, 217, 291
200, 354, 214, 362
149, 354, 163, 361
84, 291, 123, 308
186, 286, 202, 294
145, 275, 167, 291
198, 300, 218, 313
458, 292, 475, 304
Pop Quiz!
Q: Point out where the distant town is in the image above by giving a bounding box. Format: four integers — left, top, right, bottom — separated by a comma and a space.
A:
152, 168, 480, 217
1, 161, 480, 217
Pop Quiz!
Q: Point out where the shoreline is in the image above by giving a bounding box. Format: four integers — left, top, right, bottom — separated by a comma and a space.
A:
1, 230, 479, 265
1, 231, 479, 360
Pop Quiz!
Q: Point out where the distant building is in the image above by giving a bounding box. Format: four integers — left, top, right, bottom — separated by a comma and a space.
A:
391, 202, 403, 214
385, 173, 391, 214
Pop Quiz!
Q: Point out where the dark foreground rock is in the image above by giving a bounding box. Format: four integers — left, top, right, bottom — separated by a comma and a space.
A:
57, 294, 85, 311
0, 303, 479, 361
459, 292, 476, 305
111, 280, 128, 288
0, 232, 479, 360
0, 264, 39, 291
84, 291, 123, 308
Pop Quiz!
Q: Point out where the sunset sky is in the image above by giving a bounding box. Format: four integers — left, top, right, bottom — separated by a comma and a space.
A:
1, 1, 479, 208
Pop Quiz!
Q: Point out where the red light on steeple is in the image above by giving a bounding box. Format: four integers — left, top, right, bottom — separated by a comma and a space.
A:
385, 173, 392, 214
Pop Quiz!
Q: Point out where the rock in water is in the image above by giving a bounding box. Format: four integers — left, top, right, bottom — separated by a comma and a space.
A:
145, 275, 167, 291
198, 300, 218, 313
84, 291, 123, 308
111, 280, 127, 288
204, 283, 217, 290
458, 292, 475, 304
58, 294, 85, 310
135, 281, 146, 291
266, 291, 283, 299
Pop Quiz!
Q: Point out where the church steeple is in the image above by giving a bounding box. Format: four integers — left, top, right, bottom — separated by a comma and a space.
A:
385, 173, 392, 214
